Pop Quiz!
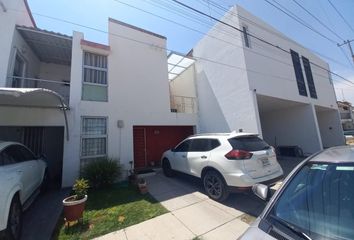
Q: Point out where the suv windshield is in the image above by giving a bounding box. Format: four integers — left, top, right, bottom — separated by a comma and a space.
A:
228, 136, 270, 151
269, 162, 354, 240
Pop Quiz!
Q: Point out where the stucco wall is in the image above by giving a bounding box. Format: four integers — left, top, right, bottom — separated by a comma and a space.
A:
0, 0, 35, 87
259, 104, 322, 154
193, 8, 260, 134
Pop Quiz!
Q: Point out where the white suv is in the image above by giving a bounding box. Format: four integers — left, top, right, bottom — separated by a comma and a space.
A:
0, 142, 47, 240
161, 132, 284, 201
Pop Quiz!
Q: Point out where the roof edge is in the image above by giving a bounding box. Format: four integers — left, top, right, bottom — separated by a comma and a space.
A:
108, 17, 167, 40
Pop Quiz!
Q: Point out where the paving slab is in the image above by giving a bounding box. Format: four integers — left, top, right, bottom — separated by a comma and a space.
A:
172, 200, 234, 236
124, 213, 195, 240
201, 218, 250, 240
96, 229, 127, 240
205, 199, 244, 218
157, 191, 205, 211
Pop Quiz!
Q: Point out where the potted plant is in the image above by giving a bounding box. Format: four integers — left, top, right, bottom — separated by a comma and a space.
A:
62, 178, 89, 223
137, 178, 148, 194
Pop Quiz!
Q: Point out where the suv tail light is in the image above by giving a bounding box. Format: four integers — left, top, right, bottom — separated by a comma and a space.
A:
225, 150, 253, 160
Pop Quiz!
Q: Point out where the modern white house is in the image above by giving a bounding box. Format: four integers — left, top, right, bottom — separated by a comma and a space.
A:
171, 5, 344, 156
0, 0, 197, 187
0, 1, 345, 187
337, 101, 354, 130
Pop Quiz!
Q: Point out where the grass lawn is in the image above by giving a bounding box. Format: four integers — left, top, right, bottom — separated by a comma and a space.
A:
53, 184, 168, 240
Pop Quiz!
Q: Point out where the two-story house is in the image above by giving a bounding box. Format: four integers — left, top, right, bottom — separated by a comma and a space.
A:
0, 0, 197, 187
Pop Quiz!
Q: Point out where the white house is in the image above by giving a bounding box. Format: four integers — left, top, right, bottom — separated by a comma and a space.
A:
0, 1, 345, 187
0, 0, 197, 187
171, 5, 344, 155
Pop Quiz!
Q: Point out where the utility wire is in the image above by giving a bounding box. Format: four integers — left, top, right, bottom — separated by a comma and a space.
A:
291, 0, 344, 42
170, 0, 354, 85
263, 0, 338, 44
339, 47, 354, 68
198, 0, 354, 69
327, 0, 354, 34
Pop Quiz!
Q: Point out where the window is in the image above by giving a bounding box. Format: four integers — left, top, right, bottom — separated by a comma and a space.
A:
0, 145, 35, 166
242, 26, 250, 48
290, 50, 307, 97
82, 52, 108, 102
302, 56, 317, 99
81, 117, 107, 158
228, 136, 270, 151
189, 139, 220, 152
174, 140, 192, 152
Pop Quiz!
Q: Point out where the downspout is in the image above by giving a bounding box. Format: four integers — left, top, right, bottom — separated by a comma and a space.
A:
57, 96, 70, 141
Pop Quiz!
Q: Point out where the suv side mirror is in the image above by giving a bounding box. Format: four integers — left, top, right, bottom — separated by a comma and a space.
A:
252, 184, 269, 201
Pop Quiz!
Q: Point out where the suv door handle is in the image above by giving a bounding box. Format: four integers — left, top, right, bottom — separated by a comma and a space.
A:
201, 156, 207, 159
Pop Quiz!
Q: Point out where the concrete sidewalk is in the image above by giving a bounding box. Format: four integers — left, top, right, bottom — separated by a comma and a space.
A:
96, 172, 260, 240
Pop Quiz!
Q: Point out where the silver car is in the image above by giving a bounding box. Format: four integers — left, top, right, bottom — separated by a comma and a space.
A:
240, 146, 354, 240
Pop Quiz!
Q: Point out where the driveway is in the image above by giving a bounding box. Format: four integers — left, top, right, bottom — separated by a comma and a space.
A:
97, 156, 303, 240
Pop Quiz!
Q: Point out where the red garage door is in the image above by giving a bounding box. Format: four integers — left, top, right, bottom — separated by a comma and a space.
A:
133, 126, 194, 169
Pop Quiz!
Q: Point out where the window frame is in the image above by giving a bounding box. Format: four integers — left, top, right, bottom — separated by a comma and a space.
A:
242, 25, 251, 48
290, 49, 308, 97
81, 51, 109, 101
80, 116, 108, 159
302, 56, 317, 99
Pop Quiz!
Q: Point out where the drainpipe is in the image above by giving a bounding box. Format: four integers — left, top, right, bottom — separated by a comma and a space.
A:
0, 1, 7, 12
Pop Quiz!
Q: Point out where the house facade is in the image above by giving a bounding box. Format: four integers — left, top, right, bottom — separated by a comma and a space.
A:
171, 5, 344, 156
0, 0, 197, 187
0, 1, 345, 187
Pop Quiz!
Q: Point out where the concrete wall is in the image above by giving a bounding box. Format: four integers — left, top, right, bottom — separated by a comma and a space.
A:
316, 108, 345, 148
193, 8, 260, 134
235, 6, 338, 111
62, 24, 197, 187
260, 104, 322, 154
0, 0, 35, 87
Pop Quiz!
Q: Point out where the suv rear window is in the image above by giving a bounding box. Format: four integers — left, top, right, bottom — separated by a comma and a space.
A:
228, 136, 270, 151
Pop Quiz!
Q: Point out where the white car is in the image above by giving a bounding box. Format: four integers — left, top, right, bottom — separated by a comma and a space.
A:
161, 132, 284, 201
0, 142, 47, 240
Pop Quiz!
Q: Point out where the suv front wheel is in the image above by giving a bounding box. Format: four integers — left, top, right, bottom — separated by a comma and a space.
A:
203, 170, 229, 202
162, 159, 175, 177
7, 194, 22, 240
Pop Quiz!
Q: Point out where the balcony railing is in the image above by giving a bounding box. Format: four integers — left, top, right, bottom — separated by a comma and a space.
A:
8, 76, 70, 104
170, 95, 197, 114
340, 112, 352, 120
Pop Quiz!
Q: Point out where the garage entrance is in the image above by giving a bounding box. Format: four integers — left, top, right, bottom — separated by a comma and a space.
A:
0, 126, 64, 189
133, 126, 194, 169
257, 94, 322, 155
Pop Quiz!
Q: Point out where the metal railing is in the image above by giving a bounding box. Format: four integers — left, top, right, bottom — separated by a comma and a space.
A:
340, 112, 352, 120
7, 76, 70, 104
170, 95, 197, 114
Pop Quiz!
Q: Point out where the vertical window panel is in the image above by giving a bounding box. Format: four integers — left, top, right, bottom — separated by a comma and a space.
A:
302, 56, 317, 99
290, 50, 308, 97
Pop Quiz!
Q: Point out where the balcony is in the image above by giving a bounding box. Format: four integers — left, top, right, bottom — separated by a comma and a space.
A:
7, 26, 72, 104
170, 95, 197, 114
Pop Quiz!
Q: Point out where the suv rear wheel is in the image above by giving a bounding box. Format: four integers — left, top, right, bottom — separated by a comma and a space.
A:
7, 194, 22, 240
162, 159, 175, 177
203, 170, 229, 202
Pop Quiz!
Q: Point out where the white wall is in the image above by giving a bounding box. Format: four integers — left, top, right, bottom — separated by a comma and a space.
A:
193, 8, 260, 134
170, 65, 197, 98
259, 104, 322, 154
62, 23, 197, 187
0, 0, 35, 87
235, 6, 338, 111
316, 108, 345, 148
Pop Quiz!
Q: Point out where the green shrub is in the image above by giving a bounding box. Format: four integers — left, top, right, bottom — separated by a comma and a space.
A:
81, 158, 122, 189
73, 178, 89, 200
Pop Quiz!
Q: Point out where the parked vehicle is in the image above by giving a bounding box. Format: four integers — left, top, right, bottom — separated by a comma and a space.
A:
0, 142, 47, 240
161, 132, 283, 201
240, 145, 354, 240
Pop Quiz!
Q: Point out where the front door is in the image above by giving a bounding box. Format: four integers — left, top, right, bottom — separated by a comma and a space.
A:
133, 127, 147, 169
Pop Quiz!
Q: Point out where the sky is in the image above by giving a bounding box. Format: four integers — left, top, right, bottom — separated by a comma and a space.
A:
26, 0, 354, 103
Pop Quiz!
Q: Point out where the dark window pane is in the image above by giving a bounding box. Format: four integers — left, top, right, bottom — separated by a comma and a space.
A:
302, 56, 317, 99
290, 50, 308, 97
174, 140, 192, 152
228, 136, 270, 151
189, 139, 221, 152
243, 26, 250, 48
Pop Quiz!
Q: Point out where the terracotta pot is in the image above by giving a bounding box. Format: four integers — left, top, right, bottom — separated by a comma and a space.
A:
62, 195, 87, 222
138, 183, 148, 194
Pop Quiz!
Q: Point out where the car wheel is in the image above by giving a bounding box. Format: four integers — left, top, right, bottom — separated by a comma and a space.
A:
7, 195, 22, 240
203, 170, 229, 202
162, 159, 175, 177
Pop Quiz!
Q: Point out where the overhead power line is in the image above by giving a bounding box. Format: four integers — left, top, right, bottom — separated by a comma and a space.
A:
198, 0, 353, 69
327, 0, 354, 34
291, 0, 344, 42
263, 0, 338, 44
170, 0, 354, 85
